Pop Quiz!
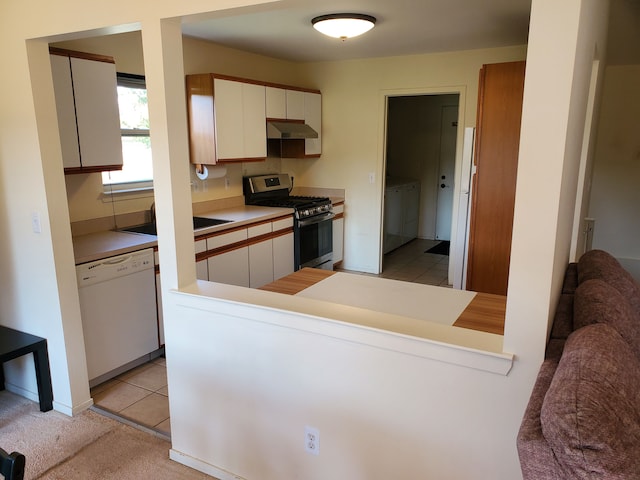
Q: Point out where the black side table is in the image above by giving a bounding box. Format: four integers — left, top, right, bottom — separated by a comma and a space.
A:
0, 326, 53, 412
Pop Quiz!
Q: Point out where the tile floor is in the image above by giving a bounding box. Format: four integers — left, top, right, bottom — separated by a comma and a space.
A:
340, 238, 451, 286
92, 238, 449, 436
90, 356, 170, 437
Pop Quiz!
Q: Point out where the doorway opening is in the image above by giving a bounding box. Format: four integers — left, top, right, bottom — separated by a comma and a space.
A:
382, 93, 462, 285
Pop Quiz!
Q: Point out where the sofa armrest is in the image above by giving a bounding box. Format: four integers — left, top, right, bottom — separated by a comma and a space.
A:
517, 358, 564, 480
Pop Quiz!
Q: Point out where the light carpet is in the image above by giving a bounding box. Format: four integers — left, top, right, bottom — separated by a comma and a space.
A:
0, 391, 214, 479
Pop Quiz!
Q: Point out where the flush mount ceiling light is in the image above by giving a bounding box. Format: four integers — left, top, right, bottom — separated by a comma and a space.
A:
311, 13, 377, 40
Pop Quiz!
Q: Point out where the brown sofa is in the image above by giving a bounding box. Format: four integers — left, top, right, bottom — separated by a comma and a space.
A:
517, 250, 640, 479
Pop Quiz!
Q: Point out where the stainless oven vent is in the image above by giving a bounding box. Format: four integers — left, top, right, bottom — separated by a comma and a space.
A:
267, 121, 318, 139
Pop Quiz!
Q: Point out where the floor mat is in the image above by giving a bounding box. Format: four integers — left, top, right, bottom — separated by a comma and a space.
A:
425, 241, 450, 255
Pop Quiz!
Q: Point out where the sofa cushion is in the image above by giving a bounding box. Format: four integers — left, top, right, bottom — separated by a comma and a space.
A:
540, 323, 640, 478
574, 279, 640, 359
578, 249, 640, 315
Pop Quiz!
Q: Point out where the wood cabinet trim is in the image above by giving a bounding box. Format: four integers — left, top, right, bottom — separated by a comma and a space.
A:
217, 156, 267, 163
49, 47, 115, 64
209, 73, 320, 94
63, 164, 123, 175
186, 74, 217, 165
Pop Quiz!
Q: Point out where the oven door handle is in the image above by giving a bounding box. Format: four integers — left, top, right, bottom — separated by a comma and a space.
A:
297, 211, 335, 227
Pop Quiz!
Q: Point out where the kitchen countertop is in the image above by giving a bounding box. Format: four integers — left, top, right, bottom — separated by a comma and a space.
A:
72, 204, 293, 265
261, 268, 506, 335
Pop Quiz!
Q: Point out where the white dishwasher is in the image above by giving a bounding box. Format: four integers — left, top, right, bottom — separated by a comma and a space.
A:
76, 248, 158, 386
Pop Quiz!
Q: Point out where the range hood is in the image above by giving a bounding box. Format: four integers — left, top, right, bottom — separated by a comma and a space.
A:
267, 121, 318, 139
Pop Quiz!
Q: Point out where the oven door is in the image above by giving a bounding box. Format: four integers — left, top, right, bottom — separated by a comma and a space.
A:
295, 211, 335, 270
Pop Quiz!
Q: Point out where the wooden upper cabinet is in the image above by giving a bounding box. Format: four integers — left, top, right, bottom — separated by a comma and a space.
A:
466, 61, 526, 296
50, 48, 123, 174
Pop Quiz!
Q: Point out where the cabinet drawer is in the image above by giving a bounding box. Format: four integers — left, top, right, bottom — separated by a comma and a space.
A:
272, 216, 294, 231
194, 238, 207, 254
248, 222, 272, 238
207, 229, 248, 250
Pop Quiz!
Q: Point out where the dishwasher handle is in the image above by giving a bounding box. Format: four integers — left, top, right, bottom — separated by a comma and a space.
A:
102, 255, 132, 266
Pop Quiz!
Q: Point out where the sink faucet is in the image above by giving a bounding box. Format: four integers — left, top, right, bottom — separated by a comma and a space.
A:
149, 202, 156, 224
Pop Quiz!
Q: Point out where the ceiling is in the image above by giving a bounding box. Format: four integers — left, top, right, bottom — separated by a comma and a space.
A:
181, 0, 640, 65
181, 0, 533, 63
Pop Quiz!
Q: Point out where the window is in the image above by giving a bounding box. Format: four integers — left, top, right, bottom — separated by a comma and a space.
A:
102, 73, 153, 191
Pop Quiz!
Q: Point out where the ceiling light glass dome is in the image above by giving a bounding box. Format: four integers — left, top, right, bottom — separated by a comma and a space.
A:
311, 14, 377, 40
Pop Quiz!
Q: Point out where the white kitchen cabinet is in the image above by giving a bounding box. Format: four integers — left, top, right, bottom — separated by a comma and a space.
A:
265, 87, 305, 120
266, 87, 287, 119
208, 247, 250, 287
272, 215, 295, 280
384, 186, 404, 254
286, 90, 305, 120
384, 180, 420, 254
247, 221, 273, 288
50, 54, 80, 169
304, 92, 322, 156
249, 239, 274, 288
195, 239, 208, 280
273, 232, 294, 280
402, 182, 420, 244
207, 228, 250, 286
50, 49, 123, 173
213, 78, 266, 161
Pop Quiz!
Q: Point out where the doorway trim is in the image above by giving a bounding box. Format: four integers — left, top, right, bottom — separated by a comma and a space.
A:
377, 85, 467, 280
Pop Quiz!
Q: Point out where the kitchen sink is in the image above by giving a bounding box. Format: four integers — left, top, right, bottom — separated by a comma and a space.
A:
192, 216, 232, 229
120, 222, 158, 235
120, 217, 232, 235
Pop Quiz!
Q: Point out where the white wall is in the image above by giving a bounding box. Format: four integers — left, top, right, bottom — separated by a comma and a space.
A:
293, 46, 526, 273
0, 0, 611, 478
589, 65, 640, 279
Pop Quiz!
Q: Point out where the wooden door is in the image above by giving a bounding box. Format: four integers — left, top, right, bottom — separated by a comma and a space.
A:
466, 61, 526, 295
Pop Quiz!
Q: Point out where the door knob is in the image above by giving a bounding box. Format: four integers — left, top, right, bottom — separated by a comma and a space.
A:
441, 184, 446, 188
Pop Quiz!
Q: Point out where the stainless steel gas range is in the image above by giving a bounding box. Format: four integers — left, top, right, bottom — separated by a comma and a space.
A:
243, 174, 334, 270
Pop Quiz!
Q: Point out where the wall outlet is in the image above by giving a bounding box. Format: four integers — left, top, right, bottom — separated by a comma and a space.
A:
304, 426, 319, 455
225, 177, 230, 189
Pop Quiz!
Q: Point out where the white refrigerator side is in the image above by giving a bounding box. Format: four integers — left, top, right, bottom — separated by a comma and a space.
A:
452, 127, 475, 290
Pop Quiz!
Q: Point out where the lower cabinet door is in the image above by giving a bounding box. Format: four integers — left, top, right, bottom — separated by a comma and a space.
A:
196, 259, 208, 280
208, 247, 249, 287
273, 232, 294, 280
249, 239, 274, 288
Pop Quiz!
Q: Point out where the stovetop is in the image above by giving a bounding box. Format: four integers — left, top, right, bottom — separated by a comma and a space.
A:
250, 195, 330, 209
243, 174, 333, 219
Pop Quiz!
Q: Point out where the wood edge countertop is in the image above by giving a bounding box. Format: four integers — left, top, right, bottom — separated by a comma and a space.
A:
260, 268, 505, 336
